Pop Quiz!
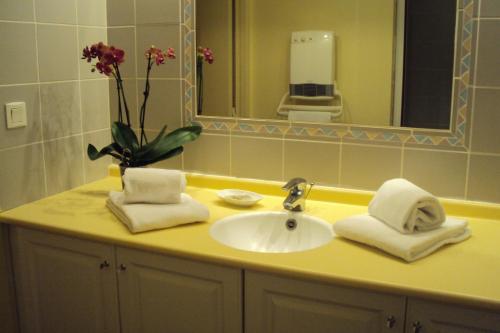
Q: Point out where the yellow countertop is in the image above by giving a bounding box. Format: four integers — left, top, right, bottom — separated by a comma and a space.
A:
1, 173, 500, 311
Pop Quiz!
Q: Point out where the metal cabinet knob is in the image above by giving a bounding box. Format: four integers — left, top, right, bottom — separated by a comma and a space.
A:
119, 264, 127, 271
386, 315, 396, 328
412, 321, 422, 333
99, 260, 110, 269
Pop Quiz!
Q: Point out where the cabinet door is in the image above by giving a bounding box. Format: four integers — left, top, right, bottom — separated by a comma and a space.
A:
10, 227, 120, 333
406, 298, 500, 333
0, 225, 18, 333
246, 270, 406, 333
116, 247, 242, 333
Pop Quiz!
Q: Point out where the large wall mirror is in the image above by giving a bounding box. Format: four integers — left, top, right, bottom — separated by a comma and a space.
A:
185, 0, 473, 148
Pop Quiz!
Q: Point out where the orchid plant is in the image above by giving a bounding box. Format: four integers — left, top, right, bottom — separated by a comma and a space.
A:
81, 42, 202, 168
196, 46, 214, 115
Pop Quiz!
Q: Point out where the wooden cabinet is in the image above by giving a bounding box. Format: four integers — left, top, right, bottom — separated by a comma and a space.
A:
10, 227, 120, 333
245, 270, 406, 333
10, 227, 242, 333
405, 298, 500, 333
10, 226, 500, 333
116, 247, 242, 333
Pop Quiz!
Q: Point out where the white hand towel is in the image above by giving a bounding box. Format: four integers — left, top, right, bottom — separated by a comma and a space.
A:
368, 178, 446, 234
288, 110, 332, 123
107, 191, 209, 233
333, 215, 470, 262
122, 168, 186, 204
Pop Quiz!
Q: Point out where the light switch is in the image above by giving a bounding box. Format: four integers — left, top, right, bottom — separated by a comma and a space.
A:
5, 102, 27, 129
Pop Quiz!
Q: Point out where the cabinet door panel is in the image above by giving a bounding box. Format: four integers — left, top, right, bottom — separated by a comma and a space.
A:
11, 227, 119, 333
246, 270, 406, 333
117, 247, 242, 333
406, 298, 500, 333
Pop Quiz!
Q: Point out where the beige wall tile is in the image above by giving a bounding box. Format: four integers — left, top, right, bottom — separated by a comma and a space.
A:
340, 144, 401, 190
136, 25, 181, 79
44, 135, 84, 195
471, 88, 500, 154
40, 82, 81, 139
0, 0, 34, 21
81, 79, 110, 132
231, 136, 283, 181
138, 79, 182, 130
37, 25, 78, 82
481, 0, 500, 17
110, 78, 138, 127
107, 0, 135, 26
0, 23, 37, 85
108, 27, 136, 78
78, 27, 108, 80
184, 134, 230, 175
402, 149, 467, 198
468, 154, 500, 202
0, 144, 46, 210
284, 140, 340, 186
136, 0, 180, 24
151, 156, 182, 170
84, 130, 112, 182
475, 20, 500, 86
35, 0, 77, 24
0, 85, 42, 149
77, 0, 106, 26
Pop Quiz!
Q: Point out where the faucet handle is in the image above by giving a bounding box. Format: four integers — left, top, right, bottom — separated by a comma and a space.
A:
282, 177, 307, 190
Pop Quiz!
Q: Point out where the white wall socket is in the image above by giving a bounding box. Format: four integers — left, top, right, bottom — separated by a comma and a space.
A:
5, 102, 27, 129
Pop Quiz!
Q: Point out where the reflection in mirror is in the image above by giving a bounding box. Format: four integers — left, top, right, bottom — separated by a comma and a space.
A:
195, 0, 457, 129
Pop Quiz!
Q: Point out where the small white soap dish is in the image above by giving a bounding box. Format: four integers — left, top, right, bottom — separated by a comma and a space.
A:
217, 189, 263, 207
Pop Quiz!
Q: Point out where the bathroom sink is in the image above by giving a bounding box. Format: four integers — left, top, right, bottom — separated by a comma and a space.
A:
209, 211, 333, 253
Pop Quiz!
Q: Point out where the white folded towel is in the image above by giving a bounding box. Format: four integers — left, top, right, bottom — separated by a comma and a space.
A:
122, 168, 186, 204
333, 215, 470, 262
107, 191, 209, 233
368, 178, 446, 234
288, 110, 332, 123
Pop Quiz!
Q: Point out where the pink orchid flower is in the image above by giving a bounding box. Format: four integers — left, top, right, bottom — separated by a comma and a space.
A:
145, 46, 176, 66
82, 42, 125, 76
197, 46, 214, 64
166, 47, 176, 59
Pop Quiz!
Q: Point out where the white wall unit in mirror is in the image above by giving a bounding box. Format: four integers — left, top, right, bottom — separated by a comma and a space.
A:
183, 0, 474, 149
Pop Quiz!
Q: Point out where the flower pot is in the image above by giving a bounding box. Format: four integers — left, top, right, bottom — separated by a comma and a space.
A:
119, 163, 129, 190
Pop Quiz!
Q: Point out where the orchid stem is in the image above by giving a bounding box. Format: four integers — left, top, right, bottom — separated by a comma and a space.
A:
113, 72, 123, 123
139, 56, 152, 147
114, 64, 131, 127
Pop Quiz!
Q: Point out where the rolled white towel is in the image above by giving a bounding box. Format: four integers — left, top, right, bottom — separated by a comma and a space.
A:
122, 168, 186, 204
333, 215, 470, 262
368, 178, 446, 234
107, 191, 209, 233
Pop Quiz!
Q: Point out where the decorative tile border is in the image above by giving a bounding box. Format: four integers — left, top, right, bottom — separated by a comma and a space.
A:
182, 0, 475, 149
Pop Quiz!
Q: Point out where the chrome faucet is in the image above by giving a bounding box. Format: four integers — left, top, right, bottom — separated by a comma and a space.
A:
282, 178, 313, 212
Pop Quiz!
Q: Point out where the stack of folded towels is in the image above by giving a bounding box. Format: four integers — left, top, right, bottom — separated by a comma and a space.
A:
333, 178, 471, 262
106, 168, 210, 233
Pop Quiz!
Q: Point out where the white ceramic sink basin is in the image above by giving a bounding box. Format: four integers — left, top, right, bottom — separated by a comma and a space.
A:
210, 211, 333, 253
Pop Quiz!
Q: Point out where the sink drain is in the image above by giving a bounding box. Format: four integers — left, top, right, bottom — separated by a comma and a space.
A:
285, 218, 297, 230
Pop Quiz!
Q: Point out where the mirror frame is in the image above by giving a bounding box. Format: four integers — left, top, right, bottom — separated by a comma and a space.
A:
182, 0, 475, 151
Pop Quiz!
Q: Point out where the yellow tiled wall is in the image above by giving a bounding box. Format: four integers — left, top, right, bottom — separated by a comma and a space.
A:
0, 0, 111, 211
1, 0, 499, 212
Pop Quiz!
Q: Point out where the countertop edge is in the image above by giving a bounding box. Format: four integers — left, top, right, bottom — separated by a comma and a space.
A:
2, 215, 499, 312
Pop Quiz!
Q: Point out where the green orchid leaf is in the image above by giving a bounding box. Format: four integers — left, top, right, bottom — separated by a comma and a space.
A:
132, 146, 184, 167
110, 142, 124, 155
133, 125, 201, 162
111, 122, 139, 152
136, 125, 167, 156
87, 143, 122, 161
